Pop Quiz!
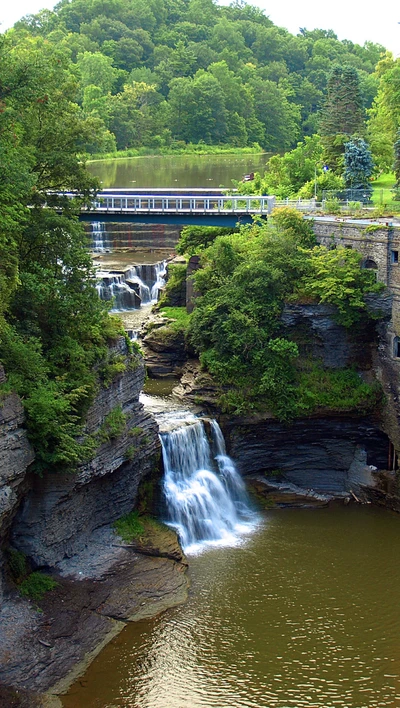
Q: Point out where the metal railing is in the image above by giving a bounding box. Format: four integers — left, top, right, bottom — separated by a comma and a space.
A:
84, 192, 276, 215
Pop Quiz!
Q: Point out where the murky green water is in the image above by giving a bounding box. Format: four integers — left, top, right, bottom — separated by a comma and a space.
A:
87, 153, 269, 189
62, 505, 400, 708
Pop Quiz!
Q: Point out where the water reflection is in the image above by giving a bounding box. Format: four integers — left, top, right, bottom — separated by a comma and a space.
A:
63, 506, 400, 708
87, 153, 269, 189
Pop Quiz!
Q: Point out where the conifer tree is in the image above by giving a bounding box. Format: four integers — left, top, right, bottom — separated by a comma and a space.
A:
343, 138, 374, 200
319, 65, 365, 171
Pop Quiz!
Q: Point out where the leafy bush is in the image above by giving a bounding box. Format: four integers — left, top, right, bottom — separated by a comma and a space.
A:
6, 548, 27, 582
19, 572, 58, 601
176, 226, 238, 256
158, 263, 187, 307
187, 212, 384, 419
159, 307, 191, 334
96, 406, 127, 443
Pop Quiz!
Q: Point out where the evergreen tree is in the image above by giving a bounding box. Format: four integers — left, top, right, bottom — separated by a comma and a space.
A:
319, 65, 365, 171
343, 138, 374, 199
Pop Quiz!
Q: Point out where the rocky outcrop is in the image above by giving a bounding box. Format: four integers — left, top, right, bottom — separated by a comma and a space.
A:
142, 320, 189, 378
11, 339, 160, 567
281, 303, 377, 369
173, 359, 220, 408
0, 341, 189, 698
0, 366, 35, 602
0, 540, 188, 696
224, 415, 388, 498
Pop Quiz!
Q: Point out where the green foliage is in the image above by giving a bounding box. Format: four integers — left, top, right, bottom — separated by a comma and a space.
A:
343, 139, 374, 197
98, 354, 126, 387
297, 246, 384, 327
188, 213, 384, 419
294, 363, 382, 415
157, 263, 187, 307
319, 65, 365, 172
114, 511, 145, 542
234, 135, 323, 199
19, 572, 58, 601
6, 548, 27, 582
159, 307, 191, 333
270, 207, 316, 248
7, 0, 386, 152
96, 406, 127, 444
176, 226, 237, 256
125, 445, 136, 461
0, 34, 129, 474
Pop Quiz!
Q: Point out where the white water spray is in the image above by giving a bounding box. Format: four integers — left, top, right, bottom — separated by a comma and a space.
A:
160, 417, 256, 553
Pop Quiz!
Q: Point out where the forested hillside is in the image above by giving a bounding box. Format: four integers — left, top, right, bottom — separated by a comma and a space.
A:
8, 0, 386, 153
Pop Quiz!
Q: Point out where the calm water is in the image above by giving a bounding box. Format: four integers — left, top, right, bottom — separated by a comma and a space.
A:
87, 153, 269, 189
62, 505, 400, 708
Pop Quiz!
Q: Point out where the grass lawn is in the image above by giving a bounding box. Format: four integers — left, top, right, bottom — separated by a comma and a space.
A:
371, 172, 400, 212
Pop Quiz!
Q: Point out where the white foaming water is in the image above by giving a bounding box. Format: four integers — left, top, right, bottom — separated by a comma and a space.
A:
160, 416, 257, 554
96, 260, 167, 310
150, 260, 167, 302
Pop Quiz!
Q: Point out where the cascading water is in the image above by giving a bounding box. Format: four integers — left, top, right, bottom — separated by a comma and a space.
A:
160, 416, 256, 553
150, 261, 167, 302
91, 222, 110, 252
96, 260, 167, 310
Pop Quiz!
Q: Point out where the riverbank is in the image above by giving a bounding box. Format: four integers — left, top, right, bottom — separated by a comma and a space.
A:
0, 523, 188, 705
86, 144, 264, 163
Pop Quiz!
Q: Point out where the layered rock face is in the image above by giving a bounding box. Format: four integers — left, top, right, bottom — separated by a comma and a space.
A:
224, 415, 388, 496
0, 366, 35, 599
0, 341, 189, 697
11, 339, 160, 568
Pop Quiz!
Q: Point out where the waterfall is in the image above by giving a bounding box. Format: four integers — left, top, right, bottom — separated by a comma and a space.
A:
160, 417, 256, 553
96, 261, 166, 310
91, 222, 110, 252
150, 261, 167, 302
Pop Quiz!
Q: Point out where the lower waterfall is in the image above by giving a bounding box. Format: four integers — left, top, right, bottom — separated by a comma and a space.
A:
160, 416, 257, 553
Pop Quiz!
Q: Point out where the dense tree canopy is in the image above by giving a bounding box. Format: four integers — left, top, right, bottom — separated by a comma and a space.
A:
184, 210, 382, 418
8, 0, 386, 153
0, 34, 126, 473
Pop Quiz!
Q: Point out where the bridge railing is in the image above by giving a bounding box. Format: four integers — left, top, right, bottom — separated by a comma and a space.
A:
86, 193, 276, 214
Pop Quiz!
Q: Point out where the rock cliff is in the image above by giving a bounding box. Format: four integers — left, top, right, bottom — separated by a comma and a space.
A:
0, 366, 35, 600
0, 342, 188, 699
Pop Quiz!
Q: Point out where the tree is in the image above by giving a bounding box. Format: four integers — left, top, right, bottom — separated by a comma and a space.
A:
368, 54, 400, 172
77, 51, 119, 94
0, 34, 122, 473
319, 65, 365, 171
343, 138, 374, 199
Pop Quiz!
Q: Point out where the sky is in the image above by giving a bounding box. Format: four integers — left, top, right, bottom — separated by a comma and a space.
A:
0, 0, 399, 56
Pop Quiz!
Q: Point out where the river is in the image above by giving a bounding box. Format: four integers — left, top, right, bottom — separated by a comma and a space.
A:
62, 504, 400, 708
87, 153, 269, 189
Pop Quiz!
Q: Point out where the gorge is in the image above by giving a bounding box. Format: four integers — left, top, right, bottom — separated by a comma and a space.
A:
2, 207, 400, 707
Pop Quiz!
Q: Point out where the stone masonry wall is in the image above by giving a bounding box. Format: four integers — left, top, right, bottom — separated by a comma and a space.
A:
312, 219, 400, 460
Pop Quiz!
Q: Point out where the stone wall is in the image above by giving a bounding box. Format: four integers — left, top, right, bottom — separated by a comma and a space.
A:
313, 219, 400, 461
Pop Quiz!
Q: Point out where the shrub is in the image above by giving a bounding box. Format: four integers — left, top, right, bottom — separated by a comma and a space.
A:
19, 572, 58, 601
6, 548, 27, 582
97, 406, 127, 443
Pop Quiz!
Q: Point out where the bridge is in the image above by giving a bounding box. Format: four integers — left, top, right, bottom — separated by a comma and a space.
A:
77, 189, 275, 227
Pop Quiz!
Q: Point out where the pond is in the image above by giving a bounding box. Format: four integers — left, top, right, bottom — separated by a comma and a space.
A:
87, 153, 269, 189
